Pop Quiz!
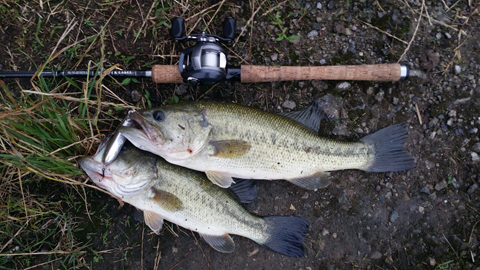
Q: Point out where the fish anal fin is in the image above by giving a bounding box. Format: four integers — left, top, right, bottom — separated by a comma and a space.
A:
228, 179, 258, 203
151, 187, 184, 211
209, 140, 251, 158
144, 210, 164, 234
201, 233, 235, 253
206, 171, 234, 188
288, 171, 331, 191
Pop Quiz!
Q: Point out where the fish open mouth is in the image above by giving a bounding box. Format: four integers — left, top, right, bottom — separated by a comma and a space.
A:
126, 111, 165, 145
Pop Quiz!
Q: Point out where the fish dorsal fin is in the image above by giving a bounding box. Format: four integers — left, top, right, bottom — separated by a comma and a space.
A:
278, 98, 324, 133
209, 140, 251, 158
287, 171, 331, 191
151, 188, 184, 211
228, 179, 258, 203
205, 171, 234, 188
144, 210, 164, 234
201, 233, 235, 253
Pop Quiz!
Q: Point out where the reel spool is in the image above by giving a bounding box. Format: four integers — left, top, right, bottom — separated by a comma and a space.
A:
170, 17, 236, 85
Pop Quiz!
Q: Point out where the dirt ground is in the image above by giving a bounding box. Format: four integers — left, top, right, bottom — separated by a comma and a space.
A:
1, 0, 480, 269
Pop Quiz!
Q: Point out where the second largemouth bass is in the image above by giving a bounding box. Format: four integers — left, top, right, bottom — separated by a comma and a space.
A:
119, 101, 415, 190
79, 142, 309, 257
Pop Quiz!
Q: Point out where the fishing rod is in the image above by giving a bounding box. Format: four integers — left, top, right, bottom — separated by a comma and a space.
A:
0, 17, 411, 85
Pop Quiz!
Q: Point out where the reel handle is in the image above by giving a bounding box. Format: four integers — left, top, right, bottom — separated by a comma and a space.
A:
240, 64, 407, 82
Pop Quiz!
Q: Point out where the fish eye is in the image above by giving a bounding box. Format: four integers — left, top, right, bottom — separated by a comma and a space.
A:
153, 110, 165, 121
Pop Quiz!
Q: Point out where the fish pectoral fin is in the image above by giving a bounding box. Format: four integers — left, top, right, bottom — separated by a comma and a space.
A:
151, 187, 184, 211
200, 233, 235, 253
144, 210, 164, 234
209, 140, 251, 158
228, 179, 258, 203
287, 171, 331, 191
205, 171, 234, 188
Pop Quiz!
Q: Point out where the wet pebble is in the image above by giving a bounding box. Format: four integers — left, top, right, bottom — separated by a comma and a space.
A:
472, 152, 480, 162
390, 211, 399, 222
271, 53, 278, 61
336, 82, 351, 91
307, 30, 319, 38
319, 59, 326, 65
130, 90, 142, 102
435, 181, 448, 191
282, 100, 296, 110
317, 2, 322, 9
467, 183, 478, 194
425, 160, 435, 170
455, 65, 462, 74
472, 142, 480, 153
450, 178, 460, 189
327, 0, 335, 10
371, 251, 382, 259
420, 186, 430, 194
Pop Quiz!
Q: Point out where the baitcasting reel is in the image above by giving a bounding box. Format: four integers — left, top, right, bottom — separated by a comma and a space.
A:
170, 17, 240, 85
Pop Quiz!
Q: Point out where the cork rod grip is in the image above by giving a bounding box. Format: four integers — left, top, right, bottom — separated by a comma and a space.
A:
240, 64, 402, 82
151, 65, 183, 83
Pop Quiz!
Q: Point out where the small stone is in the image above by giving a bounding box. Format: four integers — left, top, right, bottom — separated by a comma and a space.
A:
472, 142, 480, 153
359, 52, 363, 57
319, 59, 326, 65
312, 22, 321, 31
425, 160, 435, 170
385, 182, 393, 189
436, 33, 442, 39
282, 100, 296, 110
446, 118, 454, 126
429, 192, 437, 201
290, 204, 296, 211
271, 53, 278, 61
435, 181, 448, 191
327, 0, 335, 10
307, 30, 318, 38
420, 186, 430, 194
455, 65, 462, 74
332, 232, 337, 238
172, 247, 178, 253
390, 211, 399, 222
336, 82, 351, 91
418, 206, 424, 214
322, 228, 329, 235
413, 229, 421, 234
448, 109, 457, 117
450, 178, 460, 189
472, 152, 480, 162
467, 183, 478, 194
445, 32, 452, 39
302, 192, 309, 199
429, 258, 436, 266
317, 2, 322, 9
130, 90, 142, 102
176, 84, 188, 95
371, 251, 382, 259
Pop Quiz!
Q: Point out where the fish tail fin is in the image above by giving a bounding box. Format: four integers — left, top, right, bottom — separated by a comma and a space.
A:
360, 123, 415, 172
262, 216, 309, 257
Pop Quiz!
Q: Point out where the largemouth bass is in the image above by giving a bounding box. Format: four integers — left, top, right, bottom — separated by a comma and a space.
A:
119, 101, 415, 190
78, 142, 309, 257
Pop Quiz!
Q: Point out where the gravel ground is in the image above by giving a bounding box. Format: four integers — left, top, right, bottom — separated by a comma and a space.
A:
1, 0, 479, 269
